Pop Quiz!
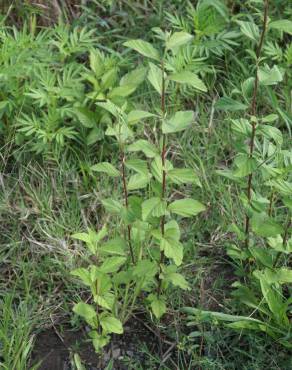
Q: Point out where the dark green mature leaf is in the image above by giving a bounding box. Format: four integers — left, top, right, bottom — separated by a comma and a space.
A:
215, 97, 248, 111
251, 212, 284, 237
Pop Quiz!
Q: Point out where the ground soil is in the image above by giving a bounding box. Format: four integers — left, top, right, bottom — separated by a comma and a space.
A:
31, 316, 161, 370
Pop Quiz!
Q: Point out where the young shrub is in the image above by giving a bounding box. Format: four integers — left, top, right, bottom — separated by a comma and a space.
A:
184, 0, 292, 348
71, 29, 206, 355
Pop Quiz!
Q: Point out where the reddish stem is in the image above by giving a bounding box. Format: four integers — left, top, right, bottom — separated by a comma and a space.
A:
121, 151, 135, 264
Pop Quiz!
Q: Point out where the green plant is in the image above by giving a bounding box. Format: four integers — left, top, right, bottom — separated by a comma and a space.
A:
184, 0, 292, 348
71, 29, 206, 355
0, 294, 39, 370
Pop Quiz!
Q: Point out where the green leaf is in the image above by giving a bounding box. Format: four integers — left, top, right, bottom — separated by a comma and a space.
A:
142, 197, 167, 220
151, 156, 173, 183
162, 110, 194, 134
161, 237, 183, 266
120, 67, 147, 86
99, 257, 126, 273
100, 315, 123, 334
233, 154, 257, 178
166, 32, 193, 50
269, 20, 292, 35
165, 272, 190, 290
123, 39, 160, 61
71, 268, 92, 286
258, 125, 283, 146
251, 212, 284, 237
258, 65, 283, 86
74, 107, 96, 128
91, 162, 120, 177
215, 97, 248, 112
168, 198, 205, 217
168, 168, 201, 187
151, 297, 166, 319
125, 159, 148, 175
127, 110, 155, 125
108, 84, 137, 98
128, 174, 151, 190
236, 20, 259, 42
147, 62, 164, 95
127, 139, 158, 158
99, 237, 126, 256
169, 71, 207, 92
133, 260, 158, 278
101, 199, 123, 214
73, 302, 96, 321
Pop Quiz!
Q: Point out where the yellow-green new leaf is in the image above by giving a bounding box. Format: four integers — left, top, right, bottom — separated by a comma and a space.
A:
123, 39, 160, 61
166, 32, 193, 50
151, 298, 166, 319
100, 316, 123, 334
168, 198, 205, 217
161, 238, 183, 266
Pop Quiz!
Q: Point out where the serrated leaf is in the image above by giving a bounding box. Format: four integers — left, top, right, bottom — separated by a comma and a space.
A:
127, 139, 158, 158
269, 19, 292, 35
127, 110, 155, 124
168, 198, 205, 217
99, 257, 126, 273
124, 39, 160, 61
73, 302, 96, 321
147, 62, 163, 95
91, 162, 120, 177
168, 168, 201, 187
151, 297, 166, 319
108, 84, 137, 98
120, 67, 147, 86
142, 197, 167, 220
233, 154, 257, 178
99, 237, 126, 256
166, 32, 193, 50
162, 110, 194, 134
215, 97, 248, 112
236, 20, 259, 42
128, 173, 151, 190
125, 159, 148, 175
169, 71, 207, 92
251, 212, 284, 237
161, 237, 183, 266
258, 65, 283, 86
151, 156, 173, 183
75, 107, 96, 128
101, 199, 123, 214
71, 268, 92, 286
100, 316, 123, 334
165, 272, 190, 290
